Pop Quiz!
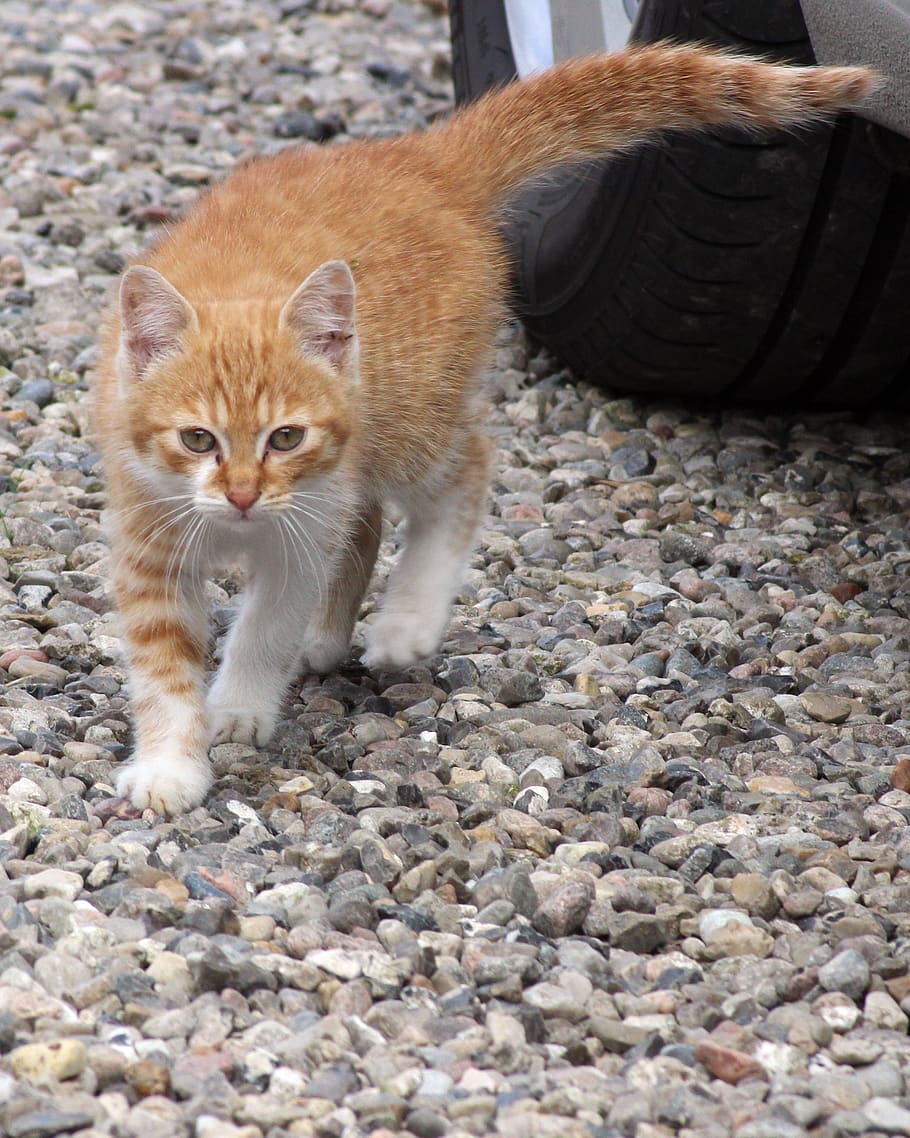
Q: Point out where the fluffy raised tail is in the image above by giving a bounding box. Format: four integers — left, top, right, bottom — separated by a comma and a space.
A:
429, 43, 877, 214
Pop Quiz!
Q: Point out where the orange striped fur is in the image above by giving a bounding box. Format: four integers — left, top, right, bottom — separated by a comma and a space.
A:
92, 43, 875, 814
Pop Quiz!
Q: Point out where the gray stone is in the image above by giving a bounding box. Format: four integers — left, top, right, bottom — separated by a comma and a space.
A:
483, 667, 544, 706
818, 949, 871, 1001
301, 1063, 359, 1100
735, 1120, 806, 1138
406, 1107, 448, 1138
13, 378, 55, 407
609, 912, 669, 954
472, 864, 538, 918
589, 1018, 651, 1052
7, 1111, 95, 1138
532, 875, 594, 939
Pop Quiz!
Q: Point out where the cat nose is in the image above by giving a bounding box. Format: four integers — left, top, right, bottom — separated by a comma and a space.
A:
226, 486, 260, 512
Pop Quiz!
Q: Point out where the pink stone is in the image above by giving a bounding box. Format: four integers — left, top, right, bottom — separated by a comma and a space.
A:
0, 648, 48, 671
695, 1040, 766, 1085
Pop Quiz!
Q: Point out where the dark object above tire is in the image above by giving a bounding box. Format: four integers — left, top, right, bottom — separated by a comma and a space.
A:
449, 0, 910, 408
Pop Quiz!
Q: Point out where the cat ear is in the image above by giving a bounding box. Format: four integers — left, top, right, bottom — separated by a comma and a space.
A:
279, 260, 358, 373
117, 266, 197, 383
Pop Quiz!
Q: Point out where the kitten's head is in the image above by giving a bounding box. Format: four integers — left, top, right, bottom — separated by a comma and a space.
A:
114, 260, 359, 529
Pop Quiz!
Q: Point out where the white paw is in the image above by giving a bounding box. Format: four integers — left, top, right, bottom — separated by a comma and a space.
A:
363, 609, 446, 670
208, 700, 278, 747
207, 668, 282, 746
116, 750, 212, 816
302, 632, 349, 675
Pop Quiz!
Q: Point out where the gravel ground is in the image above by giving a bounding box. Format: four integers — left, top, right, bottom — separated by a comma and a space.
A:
2, 2, 910, 1137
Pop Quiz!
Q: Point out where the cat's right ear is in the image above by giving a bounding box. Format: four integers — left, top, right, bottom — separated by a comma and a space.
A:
117, 266, 198, 386
279, 260, 359, 378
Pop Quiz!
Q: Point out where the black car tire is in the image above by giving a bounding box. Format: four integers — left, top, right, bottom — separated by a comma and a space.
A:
449, 0, 910, 407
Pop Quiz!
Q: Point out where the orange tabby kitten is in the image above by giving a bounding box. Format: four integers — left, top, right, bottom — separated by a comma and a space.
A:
93, 45, 874, 814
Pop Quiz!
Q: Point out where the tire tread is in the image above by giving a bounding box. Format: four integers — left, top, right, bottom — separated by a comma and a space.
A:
449, 0, 910, 407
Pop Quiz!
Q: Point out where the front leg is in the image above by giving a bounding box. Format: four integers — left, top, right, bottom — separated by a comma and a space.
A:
208, 506, 380, 741
303, 504, 381, 673
207, 564, 316, 746
365, 432, 491, 669
113, 533, 212, 815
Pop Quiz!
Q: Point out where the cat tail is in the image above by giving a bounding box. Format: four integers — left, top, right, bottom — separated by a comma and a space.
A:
430, 42, 877, 214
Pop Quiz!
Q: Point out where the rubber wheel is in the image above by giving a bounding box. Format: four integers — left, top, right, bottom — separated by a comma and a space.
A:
449, 0, 910, 408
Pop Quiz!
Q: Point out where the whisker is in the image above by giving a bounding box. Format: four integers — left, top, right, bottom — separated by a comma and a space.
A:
189, 517, 212, 613
284, 510, 362, 582
285, 503, 367, 563
131, 500, 197, 536
278, 516, 291, 600
289, 491, 383, 544
180, 514, 209, 613
115, 493, 195, 520
162, 522, 187, 619
281, 511, 328, 612
284, 497, 357, 538
129, 504, 198, 574
282, 511, 327, 588
164, 512, 206, 618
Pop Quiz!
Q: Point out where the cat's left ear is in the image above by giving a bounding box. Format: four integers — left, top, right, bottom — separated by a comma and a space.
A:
117, 266, 198, 385
279, 260, 358, 376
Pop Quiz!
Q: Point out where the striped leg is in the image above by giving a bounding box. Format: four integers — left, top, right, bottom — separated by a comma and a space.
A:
113, 507, 213, 814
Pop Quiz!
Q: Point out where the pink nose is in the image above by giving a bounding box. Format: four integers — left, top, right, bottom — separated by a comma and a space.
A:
226, 486, 260, 512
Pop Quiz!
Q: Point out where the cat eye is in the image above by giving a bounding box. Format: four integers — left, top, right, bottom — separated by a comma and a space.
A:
179, 428, 217, 454
268, 426, 306, 452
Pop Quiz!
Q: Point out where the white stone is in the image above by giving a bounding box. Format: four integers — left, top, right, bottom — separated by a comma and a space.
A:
863, 1097, 910, 1136
698, 908, 753, 939
816, 1001, 861, 1033
6, 777, 48, 803
22, 868, 83, 902
488, 1010, 527, 1049
196, 1116, 263, 1138
458, 1067, 504, 1093
347, 778, 387, 796
147, 951, 193, 995
239, 1048, 277, 1084
863, 990, 909, 1033
225, 799, 260, 824
269, 1065, 308, 1100
513, 785, 549, 814
381, 1067, 423, 1097
753, 1040, 801, 1076
306, 949, 363, 981
417, 1069, 453, 1097
276, 775, 315, 794
523, 980, 586, 1021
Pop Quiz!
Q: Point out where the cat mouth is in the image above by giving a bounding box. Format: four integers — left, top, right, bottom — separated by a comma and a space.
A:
218, 507, 262, 526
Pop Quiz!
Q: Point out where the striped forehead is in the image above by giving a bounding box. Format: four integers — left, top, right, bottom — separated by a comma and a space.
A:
205, 377, 276, 425
195, 316, 288, 423
157, 304, 344, 437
